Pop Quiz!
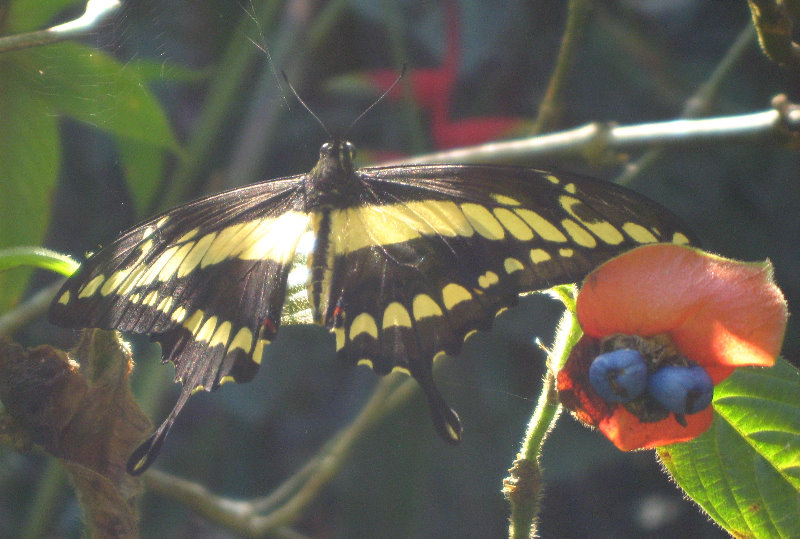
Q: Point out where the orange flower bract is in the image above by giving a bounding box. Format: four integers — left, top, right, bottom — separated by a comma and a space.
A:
558, 244, 788, 451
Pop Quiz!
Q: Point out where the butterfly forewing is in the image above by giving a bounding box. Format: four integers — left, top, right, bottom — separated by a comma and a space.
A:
48, 140, 697, 473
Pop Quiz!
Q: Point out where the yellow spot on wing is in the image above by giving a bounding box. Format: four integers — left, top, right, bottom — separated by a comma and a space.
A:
202, 220, 262, 267
382, 302, 413, 329
330, 200, 478, 255
133, 245, 177, 287
238, 211, 309, 263
171, 306, 188, 323
561, 219, 597, 247
157, 296, 173, 314
334, 326, 346, 351
182, 309, 204, 334
253, 339, 269, 364
559, 195, 624, 245
559, 248, 574, 257
100, 268, 131, 296
78, 274, 105, 298
357, 358, 374, 369
209, 321, 232, 348
392, 365, 411, 376
493, 207, 534, 241
529, 249, 551, 264
142, 290, 159, 306
228, 327, 253, 354
178, 232, 218, 278
350, 313, 379, 340
196, 316, 218, 343
331, 206, 418, 254
158, 242, 195, 282
412, 293, 443, 319
672, 232, 691, 245
514, 209, 568, 242
461, 203, 505, 240
442, 283, 472, 310
478, 271, 500, 289
491, 193, 522, 206
564, 183, 577, 194
177, 228, 199, 243
403, 200, 474, 237
57, 290, 70, 305
544, 174, 560, 184
623, 222, 659, 243
117, 265, 148, 296
504, 257, 525, 273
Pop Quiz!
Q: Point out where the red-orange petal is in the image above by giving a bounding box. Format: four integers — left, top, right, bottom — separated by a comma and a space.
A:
577, 244, 787, 381
598, 405, 714, 451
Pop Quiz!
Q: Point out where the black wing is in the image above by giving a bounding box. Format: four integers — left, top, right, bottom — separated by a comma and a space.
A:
49, 176, 309, 473
319, 164, 698, 443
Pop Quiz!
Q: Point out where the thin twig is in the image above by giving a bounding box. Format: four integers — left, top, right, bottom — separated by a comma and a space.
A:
0, 0, 121, 54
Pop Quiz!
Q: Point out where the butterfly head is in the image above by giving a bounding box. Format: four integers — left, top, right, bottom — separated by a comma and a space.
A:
319, 139, 356, 164
305, 139, 359, 209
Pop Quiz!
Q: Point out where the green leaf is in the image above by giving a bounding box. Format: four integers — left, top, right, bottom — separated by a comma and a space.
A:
5, 0, 83, 33
0, 247, 80, 277
0, 57, 60, 309
659, 359, 800, 537
26, 42, 180, 151
116, 139, 165, 217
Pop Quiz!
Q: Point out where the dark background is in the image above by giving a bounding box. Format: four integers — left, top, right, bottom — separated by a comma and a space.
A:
4, 0, 799, 537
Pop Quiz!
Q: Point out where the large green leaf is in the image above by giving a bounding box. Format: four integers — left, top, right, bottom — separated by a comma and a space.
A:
4, 0, 83, 33
24, 42, 179, 151
659, 359, 800, 537
0, 57, 60, 309
0, 39, 178, 306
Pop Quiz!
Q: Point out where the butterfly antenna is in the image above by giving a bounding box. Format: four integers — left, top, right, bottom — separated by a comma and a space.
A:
282, 70, 332, 138
344, 63, 408, 137
240, 1, 290, 111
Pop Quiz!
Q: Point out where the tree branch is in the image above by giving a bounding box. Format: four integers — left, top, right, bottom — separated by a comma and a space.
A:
143, 373, 422, 535
393, 97, 800, 166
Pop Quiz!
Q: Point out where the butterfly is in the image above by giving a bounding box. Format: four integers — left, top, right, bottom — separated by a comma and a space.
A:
48, 138, 697, 474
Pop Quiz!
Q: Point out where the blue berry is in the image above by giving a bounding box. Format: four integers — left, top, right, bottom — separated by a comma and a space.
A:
589, 349, 648, 403
647, 365, 713, 415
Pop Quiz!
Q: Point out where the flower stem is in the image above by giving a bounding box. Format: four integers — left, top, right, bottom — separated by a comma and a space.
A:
504, 286, 581, 538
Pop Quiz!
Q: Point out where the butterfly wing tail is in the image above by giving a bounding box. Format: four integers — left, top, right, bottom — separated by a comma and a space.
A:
418, 372, 462, 444
126, 392, 188, 475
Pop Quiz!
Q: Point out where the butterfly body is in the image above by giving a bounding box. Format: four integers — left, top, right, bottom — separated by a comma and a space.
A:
48, 139, 697, 473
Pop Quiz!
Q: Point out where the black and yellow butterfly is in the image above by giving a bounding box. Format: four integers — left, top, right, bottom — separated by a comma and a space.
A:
48, 139, 697, 474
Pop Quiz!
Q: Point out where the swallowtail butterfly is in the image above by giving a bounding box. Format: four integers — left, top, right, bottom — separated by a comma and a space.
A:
48, 139, 697, 474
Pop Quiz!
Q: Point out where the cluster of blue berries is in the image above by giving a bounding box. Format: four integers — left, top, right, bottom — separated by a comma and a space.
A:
588, 348, 713, 415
